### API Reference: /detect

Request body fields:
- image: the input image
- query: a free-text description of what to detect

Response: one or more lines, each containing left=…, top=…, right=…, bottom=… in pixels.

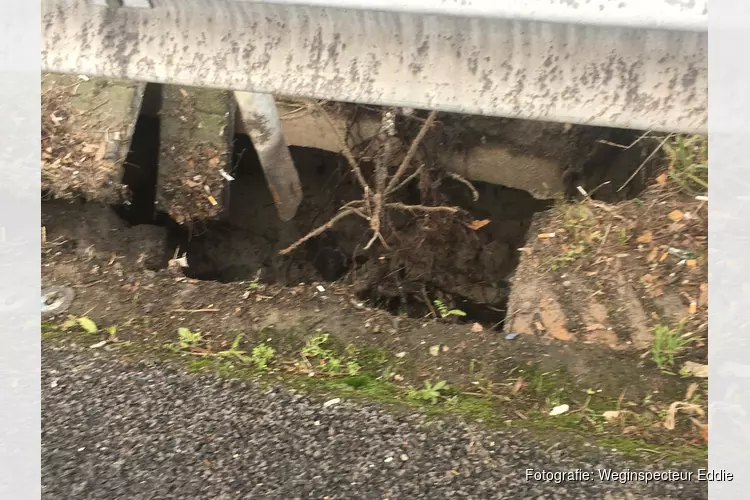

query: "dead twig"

left=598, top=129, right=653, bottom=150
left=279, top=108, right=455, bottom=256
left=421, top=284, right=438, bottom=318
left=365, top=110, right=396, bottom=250
left=446, top=172, right=479, bottom=201
left=388, top=163, right=424, bottom=195
left=173, top=308, right=220, bottom=313
left=595, top=223, right=612, bottom=256
left=315, top=102, right=370, bottom=195
left=279, top=209, right=357, bottom=255
left=386, top=110, right=438, bottom=193
left=617, top=134, right=673, bottom=193
left=386, top=202, right=459, bottom=214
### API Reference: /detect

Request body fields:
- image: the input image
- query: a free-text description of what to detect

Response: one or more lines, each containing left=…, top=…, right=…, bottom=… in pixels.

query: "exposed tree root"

left=279, top=108, right=462, bottom=256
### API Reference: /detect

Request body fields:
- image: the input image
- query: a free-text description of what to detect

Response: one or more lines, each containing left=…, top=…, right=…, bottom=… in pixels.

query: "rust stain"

left=269, top=187, right=281, bottom=205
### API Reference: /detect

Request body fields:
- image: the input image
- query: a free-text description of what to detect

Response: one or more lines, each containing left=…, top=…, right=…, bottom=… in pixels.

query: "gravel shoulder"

left=42, top=338, right=707, bottom=499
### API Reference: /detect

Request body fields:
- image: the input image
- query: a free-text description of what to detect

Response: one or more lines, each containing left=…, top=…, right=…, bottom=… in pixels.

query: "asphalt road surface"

left=42, top=340, right=707, bottom=499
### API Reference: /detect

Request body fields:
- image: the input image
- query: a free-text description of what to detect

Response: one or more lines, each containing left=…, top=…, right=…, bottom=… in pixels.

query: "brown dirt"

left=174, top=138, right=548, bottom=326
left=39, top=89, right=708, bottom=451
left=505, top=179, right=708, bottom=364
left=42, top=197, right=704, bottom=440
left=156, top=86, right=235, bottom=224
left=41, top=74, right=143, bottom=203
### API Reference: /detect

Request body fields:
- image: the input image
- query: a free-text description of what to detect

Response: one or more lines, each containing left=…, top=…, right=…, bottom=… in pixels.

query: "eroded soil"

left=42, top=193, right=706, bottom=453
left=40, top=84, right=708, bottom=457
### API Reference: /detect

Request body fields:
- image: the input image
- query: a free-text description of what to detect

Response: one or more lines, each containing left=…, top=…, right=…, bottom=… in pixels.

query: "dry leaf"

left=636, top=231, right=653, bottom=244
left=180, top=88, right=189, bottom=98
left=537, top=232, right=556, bottom=239
left=689, top=301, right=697, bottom=314
left=95, top=142, right=107, bottom=161
left=602, top=410, right=621, bottom=422
left=647, top=247, right=659, bottom=263
left=668, top=210, right=685, bottom=222
left=681, top=361, right=708, bottom=378
left=428, top=345, right=440, bottom=357
left=466, top=219, right=490, bottom=230
left=685, top=382, right=700, bottom=401
left=686, top=259, right=697, bottom=268
left=208, top=156, right=220, bottom=167
left=698, top=283, right=708, bottom=307
left=549, top=328, right=572, bottom=341
left=663, top=401, right=705, bottom=430
left=549, top=404, right=570, bottom=416
left=470, top=322, right=483, bottom=333
left=511, top=377, right=526, bottom=395
left=622, top=426, right=640, bottom=435
left=656, top=173, right=668, bottom=185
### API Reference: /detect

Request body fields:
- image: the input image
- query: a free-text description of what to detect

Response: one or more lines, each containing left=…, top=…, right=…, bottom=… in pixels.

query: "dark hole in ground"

left=108, top=123, right=548, bottom=330
left=567, top=127, right=660, bottom=202
left=116, top=115, right=160, bottom=225
left=106, top=105, right=655, bottom=331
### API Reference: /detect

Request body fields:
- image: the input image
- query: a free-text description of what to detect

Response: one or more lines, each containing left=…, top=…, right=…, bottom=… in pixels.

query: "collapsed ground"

left=41, top=85, right=708, bottom=461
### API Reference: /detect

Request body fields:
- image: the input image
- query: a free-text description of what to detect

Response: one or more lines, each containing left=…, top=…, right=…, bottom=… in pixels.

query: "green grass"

left=663, top=135, right=708, bottom=196
left=651, top=323, right=696, bottom=372
left=548, top=202, right=600, bottom=269
left=407, top=379, right=449, bottom=405
left=41, top=322, right=706, bottom=466
left=250, top=343, right=276, bottom=370
left=177, top=327, right=202, bottom=349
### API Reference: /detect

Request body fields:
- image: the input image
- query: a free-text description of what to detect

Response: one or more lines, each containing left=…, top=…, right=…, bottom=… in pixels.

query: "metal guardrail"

left=43, top=0, right=707, bottom=133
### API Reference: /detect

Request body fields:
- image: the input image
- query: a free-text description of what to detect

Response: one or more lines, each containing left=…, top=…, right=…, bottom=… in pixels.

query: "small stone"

left=384, top=457, right=394, bottom=463
left=322, top=398, right=341, bottom=408
left=400, top=454, right=409, bottom=461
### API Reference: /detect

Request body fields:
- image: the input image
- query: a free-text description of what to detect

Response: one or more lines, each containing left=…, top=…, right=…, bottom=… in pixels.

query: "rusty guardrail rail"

left=43, top=0, right=707, bottom=134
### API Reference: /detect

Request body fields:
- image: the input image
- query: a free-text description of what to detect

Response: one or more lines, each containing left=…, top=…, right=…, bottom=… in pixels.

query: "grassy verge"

left=42, top=317, right=707, bottom=467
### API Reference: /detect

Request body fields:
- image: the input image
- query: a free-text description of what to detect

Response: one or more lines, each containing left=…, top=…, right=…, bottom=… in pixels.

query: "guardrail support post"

left=234, top=92, right=303, bottom=222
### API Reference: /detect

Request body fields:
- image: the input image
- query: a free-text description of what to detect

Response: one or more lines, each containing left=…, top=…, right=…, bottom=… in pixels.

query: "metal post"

left=234, top=92, right=303, bottom=222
